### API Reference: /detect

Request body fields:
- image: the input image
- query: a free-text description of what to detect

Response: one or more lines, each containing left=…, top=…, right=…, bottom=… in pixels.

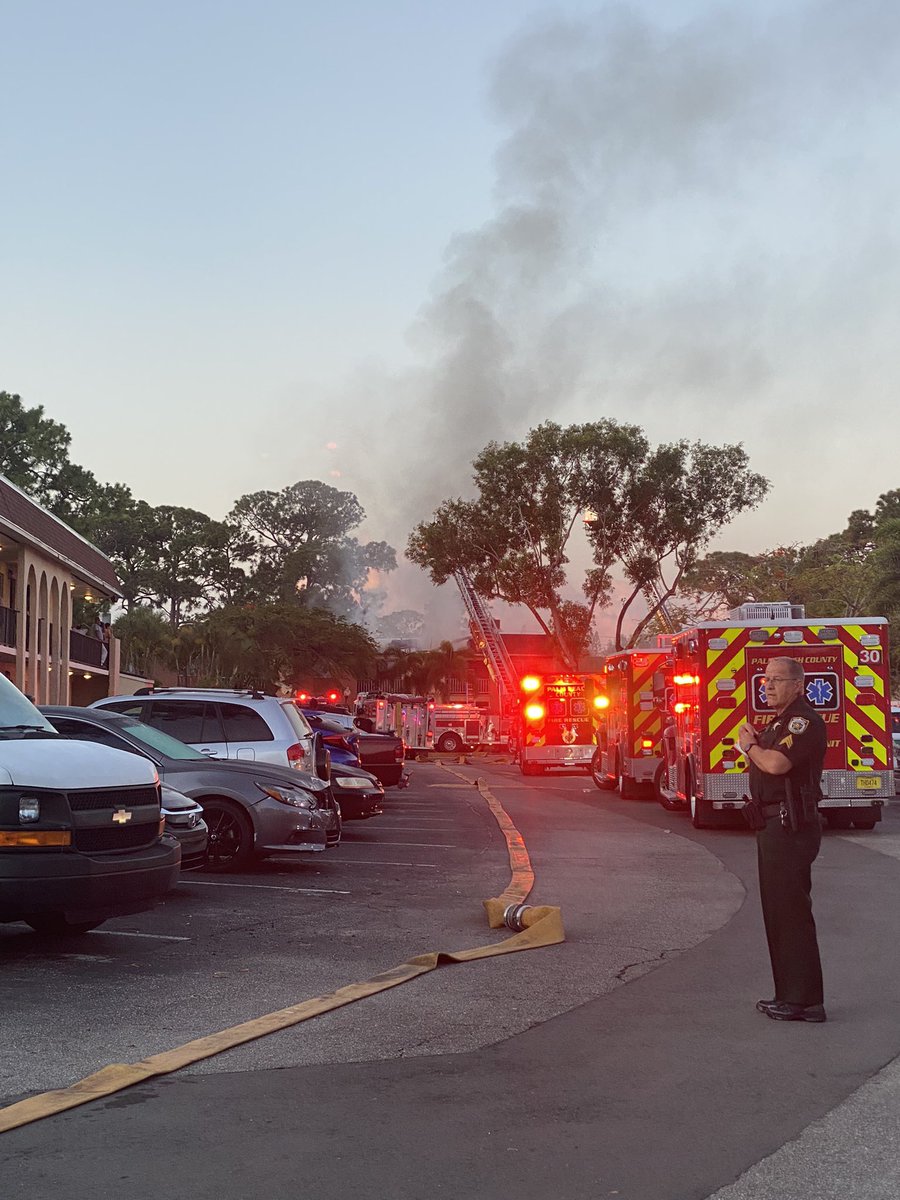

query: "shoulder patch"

left=788, top=717, right=809, bottom=734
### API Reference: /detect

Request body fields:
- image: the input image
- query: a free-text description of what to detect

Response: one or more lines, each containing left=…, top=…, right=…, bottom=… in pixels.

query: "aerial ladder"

left=452, top=570, right=518, bottom=723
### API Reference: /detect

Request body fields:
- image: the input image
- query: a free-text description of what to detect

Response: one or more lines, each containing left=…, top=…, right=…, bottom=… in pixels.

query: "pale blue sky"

left=2, top=1, right=899, bottom=627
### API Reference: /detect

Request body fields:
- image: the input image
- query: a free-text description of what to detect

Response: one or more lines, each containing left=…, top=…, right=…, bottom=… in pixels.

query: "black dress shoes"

left=757, top=1000, right=827, bottom=1022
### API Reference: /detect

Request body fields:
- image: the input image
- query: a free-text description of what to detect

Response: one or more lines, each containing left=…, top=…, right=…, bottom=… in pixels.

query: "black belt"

left=761, top=801, right=784, bottom=813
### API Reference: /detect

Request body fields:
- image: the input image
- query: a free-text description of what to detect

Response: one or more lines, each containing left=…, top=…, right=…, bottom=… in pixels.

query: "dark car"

left=329, top=761, right=385, bottom=820
left=159, top=783, right=208, bottom=871
left=300, top=709, right=406, bottom=788
left=41, top=707, right=341, bottom=872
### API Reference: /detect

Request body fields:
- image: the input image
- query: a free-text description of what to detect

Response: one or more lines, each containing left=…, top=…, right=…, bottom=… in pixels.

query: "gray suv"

left=92, top=688, right=319, bottom=774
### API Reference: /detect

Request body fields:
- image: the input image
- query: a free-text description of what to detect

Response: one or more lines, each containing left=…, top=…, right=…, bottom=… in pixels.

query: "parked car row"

left=0, top=681, right=406, bottom=936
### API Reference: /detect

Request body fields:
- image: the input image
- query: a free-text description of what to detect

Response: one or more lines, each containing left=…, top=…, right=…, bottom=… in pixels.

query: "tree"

left=202, top=604, right=377, bottom=692
left=112, top=607, right=173, bottom=679
left=408, top=421, right=769, bottom=662
left=0, top=390, right=134, bottom=536
left=230, top=480, right=397, bottom=616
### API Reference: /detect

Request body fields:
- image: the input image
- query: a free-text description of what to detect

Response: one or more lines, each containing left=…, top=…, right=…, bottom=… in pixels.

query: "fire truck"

left=515, top=672, right=605, bottom=775
left=355, top=694, right=485, bottom=754
left=591, top=648, right=672, bottom=797
left=659, top=603, right=893, bottom=830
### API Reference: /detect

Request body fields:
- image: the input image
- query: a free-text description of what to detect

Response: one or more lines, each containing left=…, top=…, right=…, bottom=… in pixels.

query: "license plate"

left=856, top=775, right=880, bottom=790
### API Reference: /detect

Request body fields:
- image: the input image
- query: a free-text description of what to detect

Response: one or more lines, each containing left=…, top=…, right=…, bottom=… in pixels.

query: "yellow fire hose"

left=0, top=767, right=563, bottom=1134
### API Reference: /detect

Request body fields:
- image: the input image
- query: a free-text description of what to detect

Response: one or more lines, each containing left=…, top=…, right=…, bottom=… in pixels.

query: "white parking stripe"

left=92, top=931, right=192, bottom=941
left=317, top=858, right=438, bottom=868
left=186, top=881, right=350, bottom=895
left=352, top=841, right=458, bottom=848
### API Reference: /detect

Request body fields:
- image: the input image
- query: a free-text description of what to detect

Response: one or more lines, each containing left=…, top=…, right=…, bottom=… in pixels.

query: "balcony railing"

left=69, top=629, right=105, bottom=668
left=0, top=606, right=16, bottom=647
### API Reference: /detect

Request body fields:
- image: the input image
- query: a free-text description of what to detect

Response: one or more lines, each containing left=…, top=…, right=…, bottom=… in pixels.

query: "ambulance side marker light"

left=594, top=696, right=609, bottom=710
left=524, top=703, right=545, bottom=722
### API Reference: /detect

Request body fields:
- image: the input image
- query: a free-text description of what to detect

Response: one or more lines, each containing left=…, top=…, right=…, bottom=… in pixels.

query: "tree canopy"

left=229, top=480, right=397, bottom=618
left=408, top=420, right=769, bottom=662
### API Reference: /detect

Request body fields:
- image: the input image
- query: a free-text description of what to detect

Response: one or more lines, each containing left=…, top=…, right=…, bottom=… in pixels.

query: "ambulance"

left=658, top=603, right=893, bottom=830
left=356, top=694, right=485, bottom=754
left=591, top=648, right=672, bottom=797
left=515, top=672, right=605, bottom=776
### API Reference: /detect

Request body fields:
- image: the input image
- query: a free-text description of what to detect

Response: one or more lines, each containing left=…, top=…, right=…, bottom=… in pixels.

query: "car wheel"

left=437, top=733, right=464, bottom=754
left=201, top=798, right=254, bottom=871
left=24, top=915, right=106, bottom=935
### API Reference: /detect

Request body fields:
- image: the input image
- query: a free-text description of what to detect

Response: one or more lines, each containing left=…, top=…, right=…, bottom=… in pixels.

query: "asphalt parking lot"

left=3, top=762, right=900, bottom=1200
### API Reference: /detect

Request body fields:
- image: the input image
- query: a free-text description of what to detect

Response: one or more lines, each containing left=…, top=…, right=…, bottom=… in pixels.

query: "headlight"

left=19, top=795, right=41, bottom=822
left=255, top=783, right=312, bottom=809
left=336, top=777, right=377, bottom=790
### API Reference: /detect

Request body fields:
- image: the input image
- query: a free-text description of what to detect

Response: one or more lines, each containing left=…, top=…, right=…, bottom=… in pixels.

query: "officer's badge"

left=788, top=717, right=809, bottom=734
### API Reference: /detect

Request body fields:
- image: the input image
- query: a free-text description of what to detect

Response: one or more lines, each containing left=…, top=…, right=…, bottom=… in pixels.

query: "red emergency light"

left=594, top=695, right=610, bottom=710
left=327, top=691, right=340, bottom=703
left=524, top=703, right=545, bottom=722
left=642, top=738, right=654, bottom=749
left=297, top=691, right=310, bottom=702
left=520, top=675, right=541, bottom=694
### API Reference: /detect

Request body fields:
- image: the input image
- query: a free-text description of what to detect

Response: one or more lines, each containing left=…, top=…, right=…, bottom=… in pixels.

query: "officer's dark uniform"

left=750, top=695, right=827, bottom=1007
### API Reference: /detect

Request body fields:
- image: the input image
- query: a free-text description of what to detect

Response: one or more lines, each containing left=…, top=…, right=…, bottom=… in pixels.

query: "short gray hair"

left=772, top=657, right=805, bottom=683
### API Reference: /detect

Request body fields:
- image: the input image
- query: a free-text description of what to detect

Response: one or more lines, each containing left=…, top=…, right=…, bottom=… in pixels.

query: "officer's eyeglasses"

left=763, top=676, right=795, bottom=684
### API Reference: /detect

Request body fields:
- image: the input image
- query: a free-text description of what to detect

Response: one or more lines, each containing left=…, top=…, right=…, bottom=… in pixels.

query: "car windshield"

left=0, top=675, right=57, bottom=736
left=110, top=714, right=209, bottom=760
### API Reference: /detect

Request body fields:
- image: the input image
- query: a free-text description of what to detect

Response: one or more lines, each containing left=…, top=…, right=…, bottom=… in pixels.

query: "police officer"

left=738, top=657, right=827, bottom=1022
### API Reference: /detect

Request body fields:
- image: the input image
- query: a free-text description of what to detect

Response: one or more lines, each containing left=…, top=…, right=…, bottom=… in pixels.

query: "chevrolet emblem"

left=112, top=808, right=133, bottom=825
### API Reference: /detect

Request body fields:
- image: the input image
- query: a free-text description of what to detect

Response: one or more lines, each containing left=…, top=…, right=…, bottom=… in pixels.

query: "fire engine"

left=591, top=648, right=672, bottom=797
left=355, top=693, right=485, bottom=754
left=659, top=603, right=893, bottom=830
left=515, top=672, right=605, bottom=776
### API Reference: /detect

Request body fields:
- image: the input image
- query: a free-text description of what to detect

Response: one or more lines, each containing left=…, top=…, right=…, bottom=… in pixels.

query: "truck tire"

left=590, top=749, right=616, bottom=791
left=437, top=732, right=464, bottom=754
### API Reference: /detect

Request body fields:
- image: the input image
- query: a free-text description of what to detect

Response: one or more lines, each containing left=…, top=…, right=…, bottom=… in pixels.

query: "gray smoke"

left=347, top=0, right=900, bottom=624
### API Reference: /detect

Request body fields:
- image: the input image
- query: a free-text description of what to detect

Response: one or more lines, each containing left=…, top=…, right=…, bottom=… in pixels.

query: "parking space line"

left=352, top=840, right=458, bottom=848
left=93, top=931, right=192, bottom=942
left=186, top=881, right=350, bottom=895
left=317, top=858, right=438, bottom=868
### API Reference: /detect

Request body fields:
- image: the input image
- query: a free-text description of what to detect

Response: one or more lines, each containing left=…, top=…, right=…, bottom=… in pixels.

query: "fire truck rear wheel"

left=437, top=733, right=464, bottom=754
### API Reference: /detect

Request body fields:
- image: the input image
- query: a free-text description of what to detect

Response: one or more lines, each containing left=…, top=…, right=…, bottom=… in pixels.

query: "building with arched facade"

left=0, top=474, right=130, bottom=704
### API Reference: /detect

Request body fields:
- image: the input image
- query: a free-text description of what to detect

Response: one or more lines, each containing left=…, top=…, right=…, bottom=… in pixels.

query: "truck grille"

left=73, top=824, right=159, bottom=853
left=68, top=786, right=160, bottom=812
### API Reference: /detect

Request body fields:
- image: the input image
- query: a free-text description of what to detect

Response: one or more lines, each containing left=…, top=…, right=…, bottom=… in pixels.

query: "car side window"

left=52, top=718, right=141, bottom=755
left=220, top=703, right=274, bottom=742
left=102, top=700, right=149, bottom=718
left=147, top=701, right=225, bottom=744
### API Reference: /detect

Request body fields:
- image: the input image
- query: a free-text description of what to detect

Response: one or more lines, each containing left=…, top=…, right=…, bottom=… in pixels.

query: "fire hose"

left=0, top=765, right=563, bottom=1134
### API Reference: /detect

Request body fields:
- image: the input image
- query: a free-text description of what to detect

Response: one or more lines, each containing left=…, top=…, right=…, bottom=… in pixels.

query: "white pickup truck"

left=0, top=675, right=180, bottom=934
